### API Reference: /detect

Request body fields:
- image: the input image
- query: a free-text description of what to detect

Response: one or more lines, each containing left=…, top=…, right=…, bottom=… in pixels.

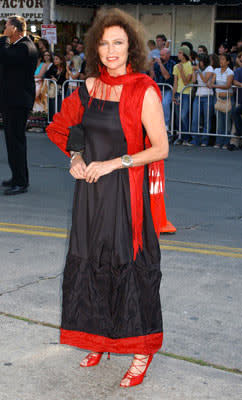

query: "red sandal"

left=120, top=354, right=153, bottom=387
left=80, top=352, right=110, bottom=367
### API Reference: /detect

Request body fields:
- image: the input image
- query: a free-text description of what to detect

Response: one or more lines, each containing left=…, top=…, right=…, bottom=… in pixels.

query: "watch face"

left=123, top=155, right=130, bottom=164
left=122, top=155, right=133, bottom=167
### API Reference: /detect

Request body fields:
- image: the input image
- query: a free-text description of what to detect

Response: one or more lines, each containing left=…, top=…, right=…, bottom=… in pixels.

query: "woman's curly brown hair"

left=84, top=8, right=148, bottom=77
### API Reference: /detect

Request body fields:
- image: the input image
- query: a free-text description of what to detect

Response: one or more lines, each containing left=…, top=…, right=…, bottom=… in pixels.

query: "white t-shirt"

left=214, top=67, right=234, bottom=94
left=196, top=66, right=214, bottom=96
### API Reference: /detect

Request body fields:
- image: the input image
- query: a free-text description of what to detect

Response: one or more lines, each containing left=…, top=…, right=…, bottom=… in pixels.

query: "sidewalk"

left=0, top=131, right=242, bottom=399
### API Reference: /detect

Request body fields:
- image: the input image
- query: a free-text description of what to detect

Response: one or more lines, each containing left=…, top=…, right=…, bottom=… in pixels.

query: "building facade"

left=0, top=1, right=242, bottom=53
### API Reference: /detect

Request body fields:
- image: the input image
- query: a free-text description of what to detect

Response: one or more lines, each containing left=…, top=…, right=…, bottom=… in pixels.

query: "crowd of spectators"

left=149, top=34, right=242, bottom=150
left=32, top=33, right=242, bottom=150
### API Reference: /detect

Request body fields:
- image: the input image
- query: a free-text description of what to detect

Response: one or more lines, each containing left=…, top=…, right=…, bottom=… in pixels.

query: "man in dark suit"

left=0, top=15, right=38, bottom=195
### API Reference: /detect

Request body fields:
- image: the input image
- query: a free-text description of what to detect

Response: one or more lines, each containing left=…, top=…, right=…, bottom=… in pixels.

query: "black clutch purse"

left=66, top=123, right=86, bottom=152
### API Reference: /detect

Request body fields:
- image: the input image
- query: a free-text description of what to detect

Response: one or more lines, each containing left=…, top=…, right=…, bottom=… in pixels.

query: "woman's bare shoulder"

left=85, top=77, right=96, bottom=93
left=143, top=86, right=161, bottom=107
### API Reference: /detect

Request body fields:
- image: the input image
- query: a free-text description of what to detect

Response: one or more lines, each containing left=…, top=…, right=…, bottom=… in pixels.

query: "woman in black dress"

left=47, top=8, right=168, bottom=388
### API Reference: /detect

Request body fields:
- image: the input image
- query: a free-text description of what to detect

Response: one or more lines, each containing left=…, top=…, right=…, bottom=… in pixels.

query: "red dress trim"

left=60, top=329, right=163, bottom=355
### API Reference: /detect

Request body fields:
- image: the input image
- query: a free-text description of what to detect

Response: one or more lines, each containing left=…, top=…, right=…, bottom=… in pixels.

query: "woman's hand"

left=69, top=154, right=87, bottom=180
left=207, top=82, right=214, bottom=89
left=84, top=159, right=121, bottom=183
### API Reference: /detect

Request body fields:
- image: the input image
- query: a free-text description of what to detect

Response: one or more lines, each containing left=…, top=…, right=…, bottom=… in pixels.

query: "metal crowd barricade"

left=45, top=79, right=58, bottom=123
left=157, top=83, right=174, bottom=136
left=177, top=84, right=240, bottom=141
left=62, top=79, right=85, bottom=102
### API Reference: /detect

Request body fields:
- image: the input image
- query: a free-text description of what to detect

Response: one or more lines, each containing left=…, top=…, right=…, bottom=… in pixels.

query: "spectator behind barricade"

left=66, top=55, right=81, bottom=95
left=72, top=36, right=79, bottom=50
left=43, top=51, right=53, bottom=73
left=230, top=43, right=238, bottom=67
left=237, top=40, right=242, bottom=49
left=172, top=45, right=193, bottom=145
left=34, top=53, right=46, bottom=79
left=218, top=42, right=230, bottom=56
left=229, top=52, right=242, bottom=150
left=147, top=39, right=160, bottom=60
left=156, top=34, right=167, bottom=50
left=209, top=53, right=220, bottom=69
left=65, top=50, right=74, bottom=66
left=151, top=48, right=175, bottom=131
left=80, top=58, right=86, bottom=80
left=45, top=53, right=68, bottom=120
left=198, top=45, right=208, bottom=55
left=65, top=44, right=73, bottom=54
left=181, top=41, right=193, bottom=52
left=76, top=42, right=85, bottom=62
left=38, top=38, right=49, bottom=56
left=190, top=50, right=198, bottom=66
left=190, top=54, right=214, bottom=147
left=208, top=54, right=234, bottom=149
left=235, top=46, right=242, bottom=69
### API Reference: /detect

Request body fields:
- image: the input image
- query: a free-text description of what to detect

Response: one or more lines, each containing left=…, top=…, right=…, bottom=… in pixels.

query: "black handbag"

left=66, top=123, right=86, bottom=152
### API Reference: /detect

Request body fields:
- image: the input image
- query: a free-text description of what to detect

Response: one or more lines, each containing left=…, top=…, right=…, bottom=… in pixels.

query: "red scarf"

left=46, top=67, right=165, bottom=260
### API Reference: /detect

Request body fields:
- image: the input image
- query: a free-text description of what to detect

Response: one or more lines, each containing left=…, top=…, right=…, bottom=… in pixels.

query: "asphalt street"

left=0, top=130, right=242, bottom=400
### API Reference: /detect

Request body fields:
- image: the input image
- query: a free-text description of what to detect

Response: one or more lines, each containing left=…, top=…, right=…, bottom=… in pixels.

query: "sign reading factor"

left=0, top=0, right=43, bottom=7
left=0, top=0, right=43, bottom=21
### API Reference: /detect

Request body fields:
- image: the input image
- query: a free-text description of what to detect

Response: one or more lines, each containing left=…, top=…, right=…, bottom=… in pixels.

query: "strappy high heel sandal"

left=120, top=354, right=153, bottom=387
left=80, top=351, right=110, bottom=367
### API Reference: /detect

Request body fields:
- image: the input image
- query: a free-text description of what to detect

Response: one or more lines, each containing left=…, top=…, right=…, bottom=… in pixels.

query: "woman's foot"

left=80, top=352, right=103, bottom=367
left=120, top=354, right=153, bottom=387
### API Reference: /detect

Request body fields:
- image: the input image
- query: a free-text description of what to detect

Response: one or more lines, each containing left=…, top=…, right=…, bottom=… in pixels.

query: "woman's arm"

left=46, top=88, right=84, bottom=156
left=69, top=70, right=80, bottom=80
left=233, top=79, right=242, bottom=88
left=84, top=87, right=169, bottom=183
left=35, top=63, right=47, bottom=79
left=178, top=63, right=192, bottom=85
left=131, top=87, right=169, bottom=165
left=198, top=71, right=213, bottom=84
left=207, top=72, right=216, bottom=88
left=172, top=75, right=178, bottom=101
left=211, top=74, right=233, bottom=90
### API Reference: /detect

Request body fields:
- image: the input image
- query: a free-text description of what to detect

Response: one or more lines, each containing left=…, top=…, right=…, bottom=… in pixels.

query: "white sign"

left=0, top=0, right=43, bottom=21
left=41, top=24, right=57, bottom=45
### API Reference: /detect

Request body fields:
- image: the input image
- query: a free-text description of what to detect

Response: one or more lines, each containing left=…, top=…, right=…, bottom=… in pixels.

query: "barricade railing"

left=60, top=81, right=175, bottom=135
left=157, top=83, right=174, bottom=136
left=176, top=84, right=240, bottom=140
left=45, top=79, right=58, bottom=123
left=62, top=79, right=84, bottom=101
left=45, top=80, right=241, bottom=142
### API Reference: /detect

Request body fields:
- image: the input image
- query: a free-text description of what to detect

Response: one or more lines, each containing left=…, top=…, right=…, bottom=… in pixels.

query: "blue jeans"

left=175, top=93, right=190, bottom=141
left=215, top=97, right=234, bottom=146
left=162, top=90, right=172, bottom=129
left=191, top=96, right=214, bottom=145
left=232, top=104, right=242, bottom=136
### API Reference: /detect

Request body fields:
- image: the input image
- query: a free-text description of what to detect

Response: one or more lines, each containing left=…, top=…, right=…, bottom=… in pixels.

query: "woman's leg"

left=191, top=96, right=200, bottom=145
left=215, top=110, right=225, bottom=146
left=181, top=94, right=190, bottom=142
left=201, top=97, right=211, bottom=145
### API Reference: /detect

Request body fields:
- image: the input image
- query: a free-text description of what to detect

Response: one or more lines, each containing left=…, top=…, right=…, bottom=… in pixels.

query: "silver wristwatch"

left=121, top=154, right=133, bottom=168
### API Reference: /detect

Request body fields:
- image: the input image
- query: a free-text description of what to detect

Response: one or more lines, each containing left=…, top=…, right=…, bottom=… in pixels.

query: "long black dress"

left=60, top=84, right=163, bottom=355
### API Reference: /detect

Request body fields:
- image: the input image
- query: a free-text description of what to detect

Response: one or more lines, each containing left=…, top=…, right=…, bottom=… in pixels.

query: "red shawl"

left=46, top=68, right=165, bottom=260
